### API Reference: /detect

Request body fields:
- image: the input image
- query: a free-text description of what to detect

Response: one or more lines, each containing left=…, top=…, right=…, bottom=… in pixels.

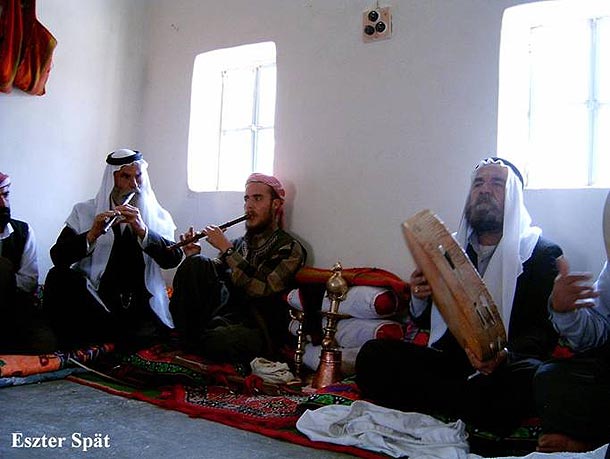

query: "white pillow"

left=321, top=286, right=399, bottom=318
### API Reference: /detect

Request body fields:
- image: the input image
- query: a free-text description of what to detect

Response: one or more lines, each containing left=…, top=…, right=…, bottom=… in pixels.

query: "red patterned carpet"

left=66, top=345, right=388, bottom=459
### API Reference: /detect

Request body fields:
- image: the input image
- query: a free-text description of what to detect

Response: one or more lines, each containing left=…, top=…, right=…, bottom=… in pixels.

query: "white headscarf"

left=429, top=158, right=541, bottom=345
left=64, top=149, right=177, bottom=328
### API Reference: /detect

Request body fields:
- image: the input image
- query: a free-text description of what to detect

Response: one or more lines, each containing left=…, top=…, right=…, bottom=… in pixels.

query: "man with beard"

left=356, top=157, right=563, bottom=436
left=0, top=172, right=56, bottom=353
left=169, top=173, right=306, bottom=364
left=44, top=149, right=183, bottom=350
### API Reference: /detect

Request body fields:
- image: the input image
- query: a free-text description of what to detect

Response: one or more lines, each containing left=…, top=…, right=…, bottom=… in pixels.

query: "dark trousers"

left=355, top=338, right=542, bottom=435
left=169, top=255, right=264, bottom=364
left=534, top=347, right=610, bottom=446
left=43, top=267, right=166, bottom=351
left=0, top=258, right=57, bottom=354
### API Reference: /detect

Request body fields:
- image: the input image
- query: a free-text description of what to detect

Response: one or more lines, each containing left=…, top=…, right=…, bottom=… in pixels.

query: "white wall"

left=0, top=0, right=149, bottom=279
left=1, top=0, right=606, bottom=283
left=140, top=0, right=608, bottom=279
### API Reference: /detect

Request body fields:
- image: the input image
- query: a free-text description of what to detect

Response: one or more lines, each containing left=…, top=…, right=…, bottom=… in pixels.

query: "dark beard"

left=465, top=197, right=503, bottom=233
left=0, top=207, right=10, bottom=229
left=245, top=209, right=274, bottom=235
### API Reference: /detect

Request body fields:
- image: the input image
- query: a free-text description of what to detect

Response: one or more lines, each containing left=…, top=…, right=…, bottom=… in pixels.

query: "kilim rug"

left=67, top=345, right=389, bottom=459
left=66, top=343, right=546, bottom=458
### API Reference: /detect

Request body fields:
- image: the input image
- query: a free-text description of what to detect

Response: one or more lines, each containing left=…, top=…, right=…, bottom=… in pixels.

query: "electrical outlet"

left=362, top=6, right=392, bottom=43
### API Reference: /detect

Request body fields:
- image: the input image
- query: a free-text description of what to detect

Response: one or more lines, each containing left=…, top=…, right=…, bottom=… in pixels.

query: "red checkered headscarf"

left=245, top=173, right=286, bottom=228
left=0, top=172, right=10, bottom=189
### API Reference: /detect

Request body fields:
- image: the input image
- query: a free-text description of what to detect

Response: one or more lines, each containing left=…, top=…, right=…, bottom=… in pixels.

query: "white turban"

left=429, top=157, right=541, bottom=344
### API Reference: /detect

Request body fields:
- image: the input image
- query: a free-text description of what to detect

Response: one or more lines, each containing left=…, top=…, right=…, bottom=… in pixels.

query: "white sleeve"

left=410, top=295, right=429, bottom=319
left=550, top=262, right=610, bottom=350
left=15, top=225, right=39, bottom=293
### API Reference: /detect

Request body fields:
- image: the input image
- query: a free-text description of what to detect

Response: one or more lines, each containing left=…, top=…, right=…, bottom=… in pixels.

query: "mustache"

left=473, top=195, right=501, bottom=211
left=474, top=194, right=496, bottom=205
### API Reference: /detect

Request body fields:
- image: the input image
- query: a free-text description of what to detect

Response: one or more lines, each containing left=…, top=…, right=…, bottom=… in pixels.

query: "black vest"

left=1, top=219, right=29, bottom=273
left=98, top=225, right=148, bottom=315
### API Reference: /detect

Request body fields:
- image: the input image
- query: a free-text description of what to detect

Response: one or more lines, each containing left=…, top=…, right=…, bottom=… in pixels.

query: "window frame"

left=187, top=42, right=277, bottom=192
left=497, top=1, right=610, bottom=189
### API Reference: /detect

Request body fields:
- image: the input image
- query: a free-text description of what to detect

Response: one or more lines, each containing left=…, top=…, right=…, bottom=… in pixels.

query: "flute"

left=168, top=214, right=248, bottom=250
left=101, top=192, right=136, bottom=234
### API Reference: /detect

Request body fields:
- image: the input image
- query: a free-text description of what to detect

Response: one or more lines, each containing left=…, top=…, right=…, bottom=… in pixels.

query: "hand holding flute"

left=171, top=214, right=248, bottom=256
left=86, top=192, right=142, bottom=244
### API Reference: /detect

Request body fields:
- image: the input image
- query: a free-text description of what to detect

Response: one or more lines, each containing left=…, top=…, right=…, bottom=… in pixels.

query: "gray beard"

left=469, top=217, right=503, bottom=233
left=111, top=188, right=139, bottom=207
left=466, top=207, right=503, bottom=234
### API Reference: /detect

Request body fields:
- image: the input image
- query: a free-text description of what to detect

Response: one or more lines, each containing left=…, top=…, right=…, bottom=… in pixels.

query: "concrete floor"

left=0, top=379, right=355, bottom=459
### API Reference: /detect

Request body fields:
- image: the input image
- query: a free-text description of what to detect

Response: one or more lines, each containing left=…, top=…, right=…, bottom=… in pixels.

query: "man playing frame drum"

left=356, top=157, right=563, bottom=436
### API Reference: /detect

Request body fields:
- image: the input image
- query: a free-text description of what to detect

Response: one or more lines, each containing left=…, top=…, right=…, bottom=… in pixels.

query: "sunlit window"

left=188, top=42, right=276, bottom=192
left=498, top=1, right=610, bottom=188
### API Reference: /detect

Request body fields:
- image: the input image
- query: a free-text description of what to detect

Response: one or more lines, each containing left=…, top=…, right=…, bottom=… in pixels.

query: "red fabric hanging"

left=0, top=0, right=57, bottom=95
left=0, top=0, right=24, bottom=93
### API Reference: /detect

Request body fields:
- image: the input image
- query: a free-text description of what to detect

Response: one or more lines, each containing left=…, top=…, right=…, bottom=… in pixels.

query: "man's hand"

left=550, top=256, right=598, bottom=313
left=465, top=347, right=507, bottom=375
left=115, top=203, right=147, bottom=238
left=410, top=267, right=431, bottom=300
left=203, top=225, right=233, bottom=254
left=179, top=226, right=202, bottom=257
left=87, top=210, right=118, bottom=243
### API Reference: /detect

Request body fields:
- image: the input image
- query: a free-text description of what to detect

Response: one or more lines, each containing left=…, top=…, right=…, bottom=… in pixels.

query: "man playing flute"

left=44, top=149, right=183, bottom=350
left=169, top=173, right=306, bottom=364
left=356, top=157, right=563, bottom=436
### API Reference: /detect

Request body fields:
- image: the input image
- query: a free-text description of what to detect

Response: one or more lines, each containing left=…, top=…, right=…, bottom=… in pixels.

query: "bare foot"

left=537, top=433, right=595, bottom=453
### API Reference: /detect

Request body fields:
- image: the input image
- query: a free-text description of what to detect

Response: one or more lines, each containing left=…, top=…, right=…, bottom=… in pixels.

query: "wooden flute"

left=168, top=214, right=248, bottom=250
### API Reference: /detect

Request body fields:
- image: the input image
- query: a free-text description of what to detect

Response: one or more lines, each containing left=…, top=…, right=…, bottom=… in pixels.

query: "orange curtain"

left=0, top=0, right=57, bottom=95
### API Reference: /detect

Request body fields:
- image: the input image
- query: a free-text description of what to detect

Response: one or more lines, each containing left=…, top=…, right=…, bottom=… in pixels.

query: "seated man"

left=534, top=259, right=610, bottom=452
left=356, top=157, right=563, bottom=435
left=44, top=149, right=183, bottom=350
left=0, top=172, right=56, bottom=354
left=169, top=173, right=306, bottom=364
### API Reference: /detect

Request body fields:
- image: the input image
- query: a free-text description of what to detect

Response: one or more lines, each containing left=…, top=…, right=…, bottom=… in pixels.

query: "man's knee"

left=43, top=267, right=83, bottom=309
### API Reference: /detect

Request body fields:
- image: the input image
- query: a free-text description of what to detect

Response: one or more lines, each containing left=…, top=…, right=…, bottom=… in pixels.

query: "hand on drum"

left=465, top=347, right=508, bottom=376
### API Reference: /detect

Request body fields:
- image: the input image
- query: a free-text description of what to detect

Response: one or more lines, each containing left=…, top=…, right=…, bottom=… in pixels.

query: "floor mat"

left=67, top=345, right=388, bottom=459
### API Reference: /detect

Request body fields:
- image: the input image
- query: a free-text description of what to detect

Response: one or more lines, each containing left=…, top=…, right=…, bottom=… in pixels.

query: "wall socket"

left=362, top=6, right=392, bottom=43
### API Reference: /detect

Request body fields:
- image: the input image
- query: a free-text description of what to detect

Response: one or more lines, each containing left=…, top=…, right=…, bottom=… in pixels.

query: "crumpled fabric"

left=468, top=443, right=609, bottom=459
left=296, top=400, right=469, bottom=459
left=249, top=357, right=295, bottom=384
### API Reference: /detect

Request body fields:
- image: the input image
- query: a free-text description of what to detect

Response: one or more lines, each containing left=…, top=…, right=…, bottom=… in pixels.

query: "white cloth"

left=296, top=400, right=469, bottom=459
left=0, top=221, right=38, bottom=293
left=429, top=158, right=541, bottom=345
left=249, top=357, right=295, bottom=384
left=467, top=443, right=608, bottom=459
left=64, top=157, right=177, bottom=327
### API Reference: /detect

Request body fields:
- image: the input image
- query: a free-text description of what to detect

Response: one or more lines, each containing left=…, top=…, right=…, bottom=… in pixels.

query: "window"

left=498, top=1, right=610, bottom=188
left=187, top=42, right=276, bottom=192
